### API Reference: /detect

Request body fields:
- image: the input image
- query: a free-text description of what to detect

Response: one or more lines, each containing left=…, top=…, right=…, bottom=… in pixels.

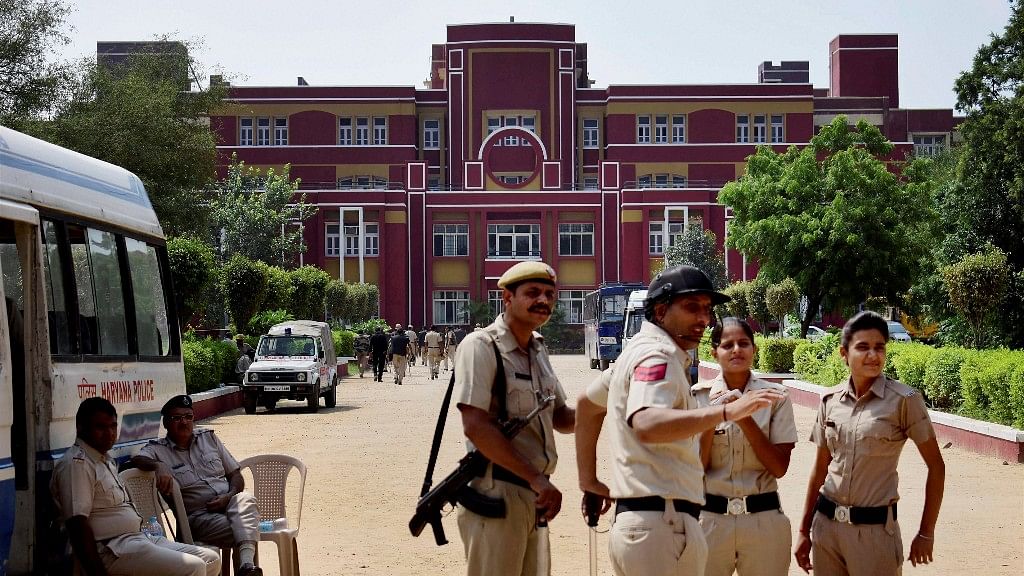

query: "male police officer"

left=133, top=395, right=263, bottom=576
left=405, top=324, right=420, bottom=366
left=455, top=261, right=576, bottom=576
left=424, top=325, right=444, bottom=379
left=389, top=328, right=413, bottom=385
left=370, top=326, right=390, bottom=382
left=52, top=397, right=221, bottom=576
left=575, top=265, right=780, bottom=576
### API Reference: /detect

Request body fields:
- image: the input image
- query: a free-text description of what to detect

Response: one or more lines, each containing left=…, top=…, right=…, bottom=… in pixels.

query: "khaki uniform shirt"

left=604, top=321, right=704, bottom=503
left=405, top=330, right=418, bottom=347
left=693, top=376, right=798, bottom=498
left=455, top=314, right=567, bottom=476
left=810, top=375, right=935, bottom=508
left=138, top=428, right=240, bottom=514
left=50, top=440, right=144, bottom=543
left=424, top=331, right=443, bottom=351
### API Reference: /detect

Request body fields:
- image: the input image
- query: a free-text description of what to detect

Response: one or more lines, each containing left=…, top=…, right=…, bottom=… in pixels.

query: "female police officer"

left=794, top=311, right=945, bottom=574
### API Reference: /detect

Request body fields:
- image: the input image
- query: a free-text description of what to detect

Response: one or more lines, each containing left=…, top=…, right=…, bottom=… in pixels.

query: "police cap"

left=161, top=394, right=193, bottom=416
left=497, top=261, right=557, bottom=290
left=644, top=265, right=730, bottom=320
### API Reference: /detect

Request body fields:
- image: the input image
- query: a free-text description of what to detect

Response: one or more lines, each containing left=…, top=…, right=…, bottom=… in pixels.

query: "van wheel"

left=324, top=378, right=337, bottom=408
left=243, top=393, right=258, bottom=415
left=599, top=359, right=610, bottom=370
left=590, top=358, right=598, bottom=370
left=262, top=396, right=277, bottom=411
left=307, top=384, right=320, bottom=413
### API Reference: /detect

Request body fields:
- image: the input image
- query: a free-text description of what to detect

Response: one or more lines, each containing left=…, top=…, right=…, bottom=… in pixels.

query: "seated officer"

left=132, top=395, right=263, bottom=576
left=51, top=397, right=221, bottom=576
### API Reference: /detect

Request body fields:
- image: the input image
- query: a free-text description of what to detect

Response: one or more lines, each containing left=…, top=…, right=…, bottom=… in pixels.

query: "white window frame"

left=558, top=223, right=595, bottom=256
left=433, top=290, right=470, bottom=325
left=364, top=223, right=379, bottom=256
left=672, top=175, right=688, bottom=188
left=583, top=118, right=599, bottom=148
left=488, top=289, right=504, bottom=319
left=753, top=114, right=766, bottom=143
left=487, top=223, right=541, bottom=259
left=488, top=117, right=502, bottom=146
left=339, top=117, right=353, bottom=145
left=654, top=115, right=668, bottom=144
left=239, top=117, right=253, bottom=146
left=637, top=115, right=651, bottom=143
left=504, top=116, right=519, bottom=146
left=274, top=118, right=288, bottom=146
left=521, top=116, right=535, bottom=146
left=256, top=117, right=271, bottom=146
left=355, top=117, right=369, bottom=145
left=373, top=116, right=387, bottom=145
left=325, top=223, right=341, bottom=256
left=424, top=119, right=440, bottom=149
left=558, top=290, right=587, bottom=324
left=433, top=224, right=469, bottom=256
left=343, top=225, right=360, bottom=256
left=583, top=176, right=599, bottom=190
left=736, top=114, right=749, bottom=143
left=913, top=134, right=946, bottom=157
left=648, top=220, right=686, bottom=255
left=671, top=115, right=686, bottom=143
left=770, top=114, right=784, bottom=143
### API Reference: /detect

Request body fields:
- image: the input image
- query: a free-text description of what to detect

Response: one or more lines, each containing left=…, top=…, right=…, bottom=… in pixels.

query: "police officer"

left=369, top=326, right=390, bottom=382
left=577, top=265, right=781, bottom=576
left=354, top=331, right=371, bottom=378
left=693, top=317, right=797, bottom=576
left=455, top=261, right=576, bottom=576
left=388, top=328, right=412, bottom=385
left=424, top=325, right=444, bottom=379
left=133, top=395, right=263, bottom=576
left=405, top=324, right=420, bottom=367
left=51, top=397, right=221, bottom=576
left=442, top=327, right=457, bottom=372
left=794, top=311, right=945, bottom=575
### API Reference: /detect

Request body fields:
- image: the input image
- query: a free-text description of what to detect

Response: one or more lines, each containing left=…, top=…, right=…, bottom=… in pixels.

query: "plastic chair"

left=238, top=454, right=307, bottom=576
left=119, top=468, right=232, bottom=575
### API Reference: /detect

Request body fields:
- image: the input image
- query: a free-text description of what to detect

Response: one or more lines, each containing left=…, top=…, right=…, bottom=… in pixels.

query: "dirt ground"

left=205, top=355, right=1024, bottom=576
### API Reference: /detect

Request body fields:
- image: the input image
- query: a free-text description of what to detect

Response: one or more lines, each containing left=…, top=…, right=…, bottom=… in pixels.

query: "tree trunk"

left=801, top=293, right=825, bottom=339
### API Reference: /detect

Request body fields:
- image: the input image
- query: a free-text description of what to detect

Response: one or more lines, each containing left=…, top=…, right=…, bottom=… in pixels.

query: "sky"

left=57, top=0, right=1013, bottom=110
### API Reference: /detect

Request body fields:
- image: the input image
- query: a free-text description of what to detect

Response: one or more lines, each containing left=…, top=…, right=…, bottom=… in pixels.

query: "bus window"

left=125, top=238, right=171, bottom=356
left=0, top=219, right=28, bottom=490
left=68, top=225, right=129, bottom=355
left=602, top=294, right=627, bottom=322
left=41, top=220, right=73, bottom=355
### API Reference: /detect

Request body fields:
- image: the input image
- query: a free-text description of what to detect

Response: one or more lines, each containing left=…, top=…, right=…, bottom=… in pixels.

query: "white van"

left=621, top=289, right=648, bottom=351
left=242, top=320, right=338, bottom=413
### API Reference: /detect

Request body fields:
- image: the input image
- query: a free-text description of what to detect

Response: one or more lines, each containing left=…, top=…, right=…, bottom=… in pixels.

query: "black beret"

left=161, top=394, right=193, bottom=415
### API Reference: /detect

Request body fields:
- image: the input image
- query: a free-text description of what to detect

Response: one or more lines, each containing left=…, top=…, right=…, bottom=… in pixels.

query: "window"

left=424, top=119, right=440, bottom=148
left=655, top=174, right=669, bottom=188
left=68, top=225, right=128, bottom=355
left=583, top=177, right=599, bottom=190
left=256, top=117, right=271, bottom=146
left=339, top=118, right=353, bottom=145
left=673, top=175, right=688, bottom=187
left=356, top=117, right=369, bottom=145
left=339, top=223, right=378, bottom=255
left=504, top=116, right=519, bottom=146
left=125, top=238, right=171, bottom=356
left=558, top=290, right=586, bottom=324
left=499, top=175, right=525, bottom=185
left=433, top=224, right=468, bottom=256
left=488, top=117, right=501, bottom=145
left=239, top=117, right=253, bottom=146
left=344, top=225, right=360, bottom=255
left=753, top=114, right=766, bottom=143
left=433, top=290, right=470, bottom=325
left=583, top=118, right=599, bottom=148
left=326, top=224, right=340, bottom=256
left=913, top=135, right=946, bottom=157
left=41, top=220, right=72, bottom=354
left=648, top=221, right=685, bottom=254
left=488, top=290, right=503, bottom=319
left=373, top=117, right=387, bottom=145
left=521, top=116, right=535, bottom=146
left=638, top=175, right=651, bottom=188
left=637, top=115, right=651, bottom=143
left=654, top=115, right=668, bottom=144
left=428, top=176, right=441, bottom=190
left=364, top=223, right=379, bottom=256
left=274, top=118, right=288, bottom=145
left=771, top=114, right=784, bottom=143
left=671, top=115, right=686, bottom=143
left=558, top=224, right=594, bottom=256
left=736, top=114, right=749, bottom=143
left=487, top=224, right=540, bottom=259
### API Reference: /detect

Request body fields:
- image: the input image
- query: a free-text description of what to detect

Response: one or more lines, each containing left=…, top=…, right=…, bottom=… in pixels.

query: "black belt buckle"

left=703, top=492, right=781, bottom=515
left=816, top=495, right=894, bottom=525
left=616, top=496, right=701, bottom=520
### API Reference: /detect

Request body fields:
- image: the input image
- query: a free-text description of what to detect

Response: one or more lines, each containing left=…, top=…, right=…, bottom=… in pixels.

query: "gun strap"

left=419, top=336, right=505, bottom=498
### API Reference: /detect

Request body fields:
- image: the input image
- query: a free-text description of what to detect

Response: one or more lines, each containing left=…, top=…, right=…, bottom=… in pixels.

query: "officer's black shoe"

left=238, top=563, right=263, bottom=576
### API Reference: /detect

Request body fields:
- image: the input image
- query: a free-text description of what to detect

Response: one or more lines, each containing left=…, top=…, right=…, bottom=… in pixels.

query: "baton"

left=536, top=511, right=551, bottom=575
left=584, top=491, right=601, bottom=576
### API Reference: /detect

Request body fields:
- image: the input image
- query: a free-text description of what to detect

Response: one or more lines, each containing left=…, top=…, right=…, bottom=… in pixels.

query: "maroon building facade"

left=210, top=24, right=956, bottom=327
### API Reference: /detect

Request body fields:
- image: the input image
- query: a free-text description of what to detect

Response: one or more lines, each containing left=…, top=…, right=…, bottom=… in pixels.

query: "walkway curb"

left=192, top=385, right=242, bottom=421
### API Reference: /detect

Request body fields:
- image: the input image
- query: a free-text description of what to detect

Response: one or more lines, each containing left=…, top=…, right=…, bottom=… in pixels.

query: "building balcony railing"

left=486, top=250, right=542, bottom=260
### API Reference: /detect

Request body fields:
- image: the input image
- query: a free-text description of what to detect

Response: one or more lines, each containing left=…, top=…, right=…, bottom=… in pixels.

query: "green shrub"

left=182, top=338, right=218, bottom=394
left=759, top=338, right=805, bottom=373
left=263, top=265, right=294, bottom=314
left=888, top=342, right=936, bottom=396
left=350, top=318, right=391, bottom=334
left=1009, top=364, right=1024, bottom=429
left=248, top=309, right=295, bottom=337
left=167, top=237, right=216, bottom=328
left=288, top=266, right=331, bottom=320
left=923, top=347, right=971, bottom=412
left=325, top=280, right=349, bottom=321
left=221, top=254, right=270, bottom=334
left=333, top=329, right=356, bottom=357
left=959, top=351, right=1023, bottom=425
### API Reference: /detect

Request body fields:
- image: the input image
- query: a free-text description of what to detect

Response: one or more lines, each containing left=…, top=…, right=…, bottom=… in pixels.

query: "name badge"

left=714, top=429, right=727, bottom=435
left=514, top=372, right=532, bottom=381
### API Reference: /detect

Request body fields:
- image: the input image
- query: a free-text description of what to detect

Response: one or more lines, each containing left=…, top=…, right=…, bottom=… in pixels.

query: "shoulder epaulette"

left=886, top=378, right=918, bottom=398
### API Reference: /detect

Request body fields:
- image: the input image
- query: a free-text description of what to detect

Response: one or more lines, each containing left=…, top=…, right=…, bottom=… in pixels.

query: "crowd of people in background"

left=353, top=324, right=468, bottom=383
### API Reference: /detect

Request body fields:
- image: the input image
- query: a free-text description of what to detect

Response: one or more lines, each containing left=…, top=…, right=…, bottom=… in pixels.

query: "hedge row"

left=182, top=334, right=239, bottom=394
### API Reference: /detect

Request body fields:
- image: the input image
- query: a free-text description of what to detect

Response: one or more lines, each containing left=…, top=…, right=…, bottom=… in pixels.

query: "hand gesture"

left=794, top=532, right=813, bottom=573
left=531, top=476, right=562, bottom=522
left=725, top=389, right=783, bottom=421
left=909, top=533, right=934, bottom=566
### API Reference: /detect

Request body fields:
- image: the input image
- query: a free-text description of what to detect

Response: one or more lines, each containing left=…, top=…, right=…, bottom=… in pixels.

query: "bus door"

left=0, top=202, right=51, bottom=575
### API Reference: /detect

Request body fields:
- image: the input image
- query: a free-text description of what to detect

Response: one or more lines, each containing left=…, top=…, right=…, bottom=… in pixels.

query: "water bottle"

left=144, top=516, right=164, bottom=538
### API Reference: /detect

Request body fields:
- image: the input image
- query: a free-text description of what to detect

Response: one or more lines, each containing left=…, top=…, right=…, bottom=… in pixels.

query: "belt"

left=615, top=496, right=701, bottom=520
left=703, top=492, right=780, bottom=515
left=816, top=495, right=896, bottom=525
left=477, top=465, right=547, bottom=490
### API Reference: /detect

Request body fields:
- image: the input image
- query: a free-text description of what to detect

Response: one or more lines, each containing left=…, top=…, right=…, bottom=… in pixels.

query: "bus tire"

left=599, top=359, right=610, bottom=370
left=324, top=377, right=337, bottom=408
left=307, top=383, right=320, bottom=413
left=243, top=393, right=258, bottom=415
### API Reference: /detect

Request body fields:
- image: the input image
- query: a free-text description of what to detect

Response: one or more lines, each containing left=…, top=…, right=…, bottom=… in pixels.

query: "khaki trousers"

left=457, top=479, right=548, bottom=576
left=609, top=507, right=707, bottom=576
left=443, top=345, right=456, bottom=370
left=99, top=533, right=221, bottom=576
left=427, top=348, right=443, bottom=377
left=810, top=510, right=903, bottom=576
left=700, top=509, right=791, bottom=576
left=392, top=355, right=408, bottom=383
left=188, top=491, right=260, bottom=562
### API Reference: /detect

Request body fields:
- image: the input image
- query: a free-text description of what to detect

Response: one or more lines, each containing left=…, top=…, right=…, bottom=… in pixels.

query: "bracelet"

left=916, top=533, right=934, bottom=540
left=721, top=404, right=728, bottom=423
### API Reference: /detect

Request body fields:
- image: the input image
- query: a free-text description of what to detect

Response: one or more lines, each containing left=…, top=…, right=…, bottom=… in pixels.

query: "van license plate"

left=263, top=385, right=290, bottom=392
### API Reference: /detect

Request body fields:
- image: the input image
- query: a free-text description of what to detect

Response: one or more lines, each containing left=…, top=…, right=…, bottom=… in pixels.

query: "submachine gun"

left=409, top=392, right=555, bottom=545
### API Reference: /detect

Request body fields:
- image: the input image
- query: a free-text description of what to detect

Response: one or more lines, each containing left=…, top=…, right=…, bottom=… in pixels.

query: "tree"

left=287, top=265, right=331, bottom=320
left=766, top=278, right=800, bottom=336
left=325, top=280, right=349, bottom=321
left=721, top=281, right=751, bottom=321
left=209, top=158, right=318, bottom=265
left=663, top=224, right=728, bottom=290
left=166, top=236, right=215, bottom=330
left=466, top=299, right=496, bottom=327
left=24, top=40, right=226, bottom=237
left=941, top=246, right=1009, bottom=348
left=262, top=265, right=294, bottom=315
left=0, top=0, right=73, bottom=127
left=745, top=278, right=772, bottom=335
left=719, top=116, right=937, bottom=338
left=221, top=254, right=269, bottom=334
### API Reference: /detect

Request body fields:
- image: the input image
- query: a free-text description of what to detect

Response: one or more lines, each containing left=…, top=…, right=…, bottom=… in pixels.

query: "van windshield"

left=624, top=311, right=644, bottom=340
left=258, top=336, right=316, bottom=357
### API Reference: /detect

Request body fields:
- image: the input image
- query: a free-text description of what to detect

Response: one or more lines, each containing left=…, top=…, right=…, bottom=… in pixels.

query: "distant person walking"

left=369, top=327, right=390, bottom=382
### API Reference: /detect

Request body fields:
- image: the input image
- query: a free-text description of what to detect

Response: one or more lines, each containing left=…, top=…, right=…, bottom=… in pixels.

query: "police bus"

left=0, top=126, right=183, bottom=574
left=583, top=282, right=644, bottom=370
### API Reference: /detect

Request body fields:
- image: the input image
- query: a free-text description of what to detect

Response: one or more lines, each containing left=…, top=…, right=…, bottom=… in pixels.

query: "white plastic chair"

left=238, top=454, right=307, bottom=576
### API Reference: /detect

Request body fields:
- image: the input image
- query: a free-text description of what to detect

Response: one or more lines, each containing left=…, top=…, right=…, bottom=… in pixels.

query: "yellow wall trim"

left=385, top=210, right=407, bottom=224
left=621, top=209, right=643, bottom=223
